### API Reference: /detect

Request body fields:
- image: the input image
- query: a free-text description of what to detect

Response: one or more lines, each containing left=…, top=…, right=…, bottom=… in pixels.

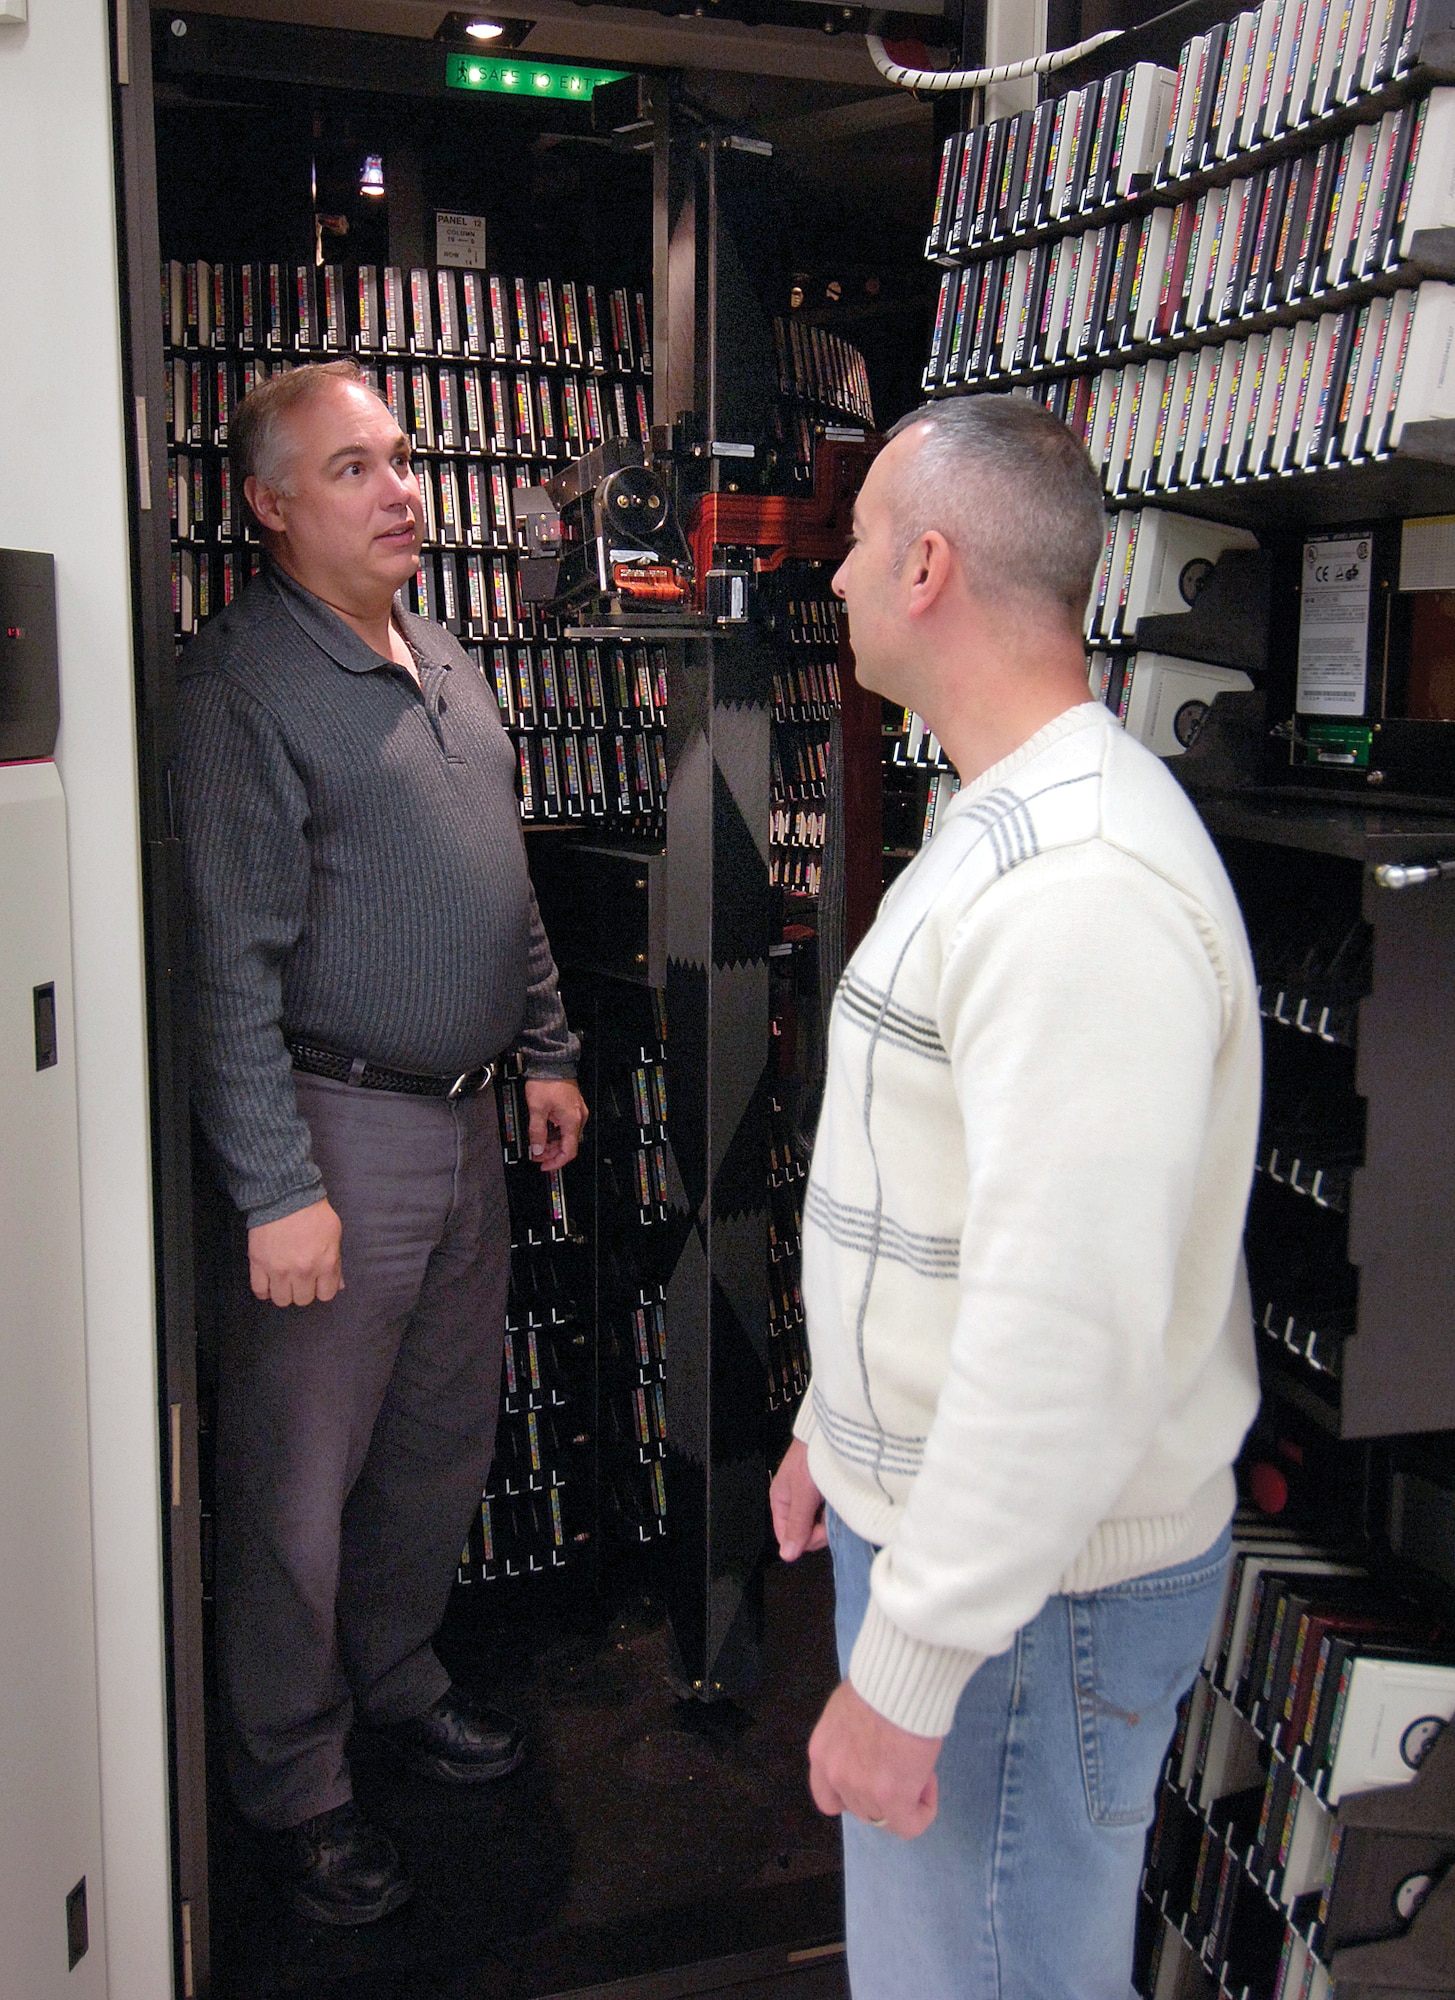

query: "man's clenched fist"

left=247, top=1197, right=344, bottom=1307
left=770, top=1438, right=828, bottom=1561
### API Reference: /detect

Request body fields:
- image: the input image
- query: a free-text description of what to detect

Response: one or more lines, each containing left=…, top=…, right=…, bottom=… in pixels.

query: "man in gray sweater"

left=172, top=360, right=587, bottom=1924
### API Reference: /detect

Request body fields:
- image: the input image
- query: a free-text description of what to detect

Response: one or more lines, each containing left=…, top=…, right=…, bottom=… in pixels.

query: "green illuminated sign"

left=444, top=52, right=628, bottom=99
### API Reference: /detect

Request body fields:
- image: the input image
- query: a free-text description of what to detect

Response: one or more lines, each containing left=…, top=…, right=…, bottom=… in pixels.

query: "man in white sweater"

left=770, top=396, right=1261, bottom=1997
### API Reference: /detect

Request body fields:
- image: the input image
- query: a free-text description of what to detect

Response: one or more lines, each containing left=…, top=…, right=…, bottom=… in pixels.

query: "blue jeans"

left=828, top=1510, right=1230, bottom=2000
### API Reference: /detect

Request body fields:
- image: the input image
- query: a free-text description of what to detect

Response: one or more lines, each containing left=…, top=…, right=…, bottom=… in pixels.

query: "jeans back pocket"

left=1069, top=1540, right=1229, bottom=1828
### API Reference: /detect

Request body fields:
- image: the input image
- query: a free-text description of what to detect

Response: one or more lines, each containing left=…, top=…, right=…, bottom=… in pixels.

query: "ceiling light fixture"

left=360, top=154, right=386, bottom=197
left=434, top=11, right=535, bottom=49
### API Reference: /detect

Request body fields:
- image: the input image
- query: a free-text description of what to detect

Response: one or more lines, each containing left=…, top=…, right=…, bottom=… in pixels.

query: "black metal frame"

left=662, top=628, right=775, bottom=1696
left=110, top=0, right=211, bottom=1990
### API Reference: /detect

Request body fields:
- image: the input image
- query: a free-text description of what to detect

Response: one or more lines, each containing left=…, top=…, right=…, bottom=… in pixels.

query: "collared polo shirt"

left=172, top=559, right=577, bottom=1225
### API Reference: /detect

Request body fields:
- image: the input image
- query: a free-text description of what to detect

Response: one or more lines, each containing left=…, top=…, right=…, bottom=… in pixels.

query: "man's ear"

left=245, top=474, right=287, bottom=536
left=905, top=530, right=956, bottom=620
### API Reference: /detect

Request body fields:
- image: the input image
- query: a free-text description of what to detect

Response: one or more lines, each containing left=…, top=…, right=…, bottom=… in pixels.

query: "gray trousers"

left=216, top=1071, right=509, bottom=1830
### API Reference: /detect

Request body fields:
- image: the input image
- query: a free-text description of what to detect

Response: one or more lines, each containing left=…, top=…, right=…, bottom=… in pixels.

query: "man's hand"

left=524, top=1078, right=589, bottom=1170
left=247, top=1197, right=344, bottom=1308
left=808, top=1680, right=942, bottom=1838
left=770, top=1437, right=828, bottom=1560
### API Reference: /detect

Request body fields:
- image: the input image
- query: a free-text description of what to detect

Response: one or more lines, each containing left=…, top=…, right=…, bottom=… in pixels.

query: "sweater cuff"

left=848, top=1595, right=985, bottom=1739
left=246, top=1178, right=327, bottom=1231
left=522, top=1062, right=578, bottom=1082
left=792, top=1384, right=818, bottom=1445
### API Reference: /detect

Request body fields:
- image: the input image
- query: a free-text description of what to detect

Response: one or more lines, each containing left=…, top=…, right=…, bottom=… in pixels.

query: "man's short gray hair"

left=886, top=395, right=1106, bottom=626
left=231, top=358, right=372, bottom=496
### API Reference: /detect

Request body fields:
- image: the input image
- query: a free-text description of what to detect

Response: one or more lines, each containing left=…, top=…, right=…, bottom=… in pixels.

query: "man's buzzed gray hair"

left=886, top=395, right=1106, bottom=626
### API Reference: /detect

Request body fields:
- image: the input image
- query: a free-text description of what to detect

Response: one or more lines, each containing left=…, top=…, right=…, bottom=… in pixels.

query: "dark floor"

left=208, top=1553, right=848, bottom=2000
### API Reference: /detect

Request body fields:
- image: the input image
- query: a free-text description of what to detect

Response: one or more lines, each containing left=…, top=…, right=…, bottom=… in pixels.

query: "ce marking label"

left=1306, top=538, right=1371, bottom=585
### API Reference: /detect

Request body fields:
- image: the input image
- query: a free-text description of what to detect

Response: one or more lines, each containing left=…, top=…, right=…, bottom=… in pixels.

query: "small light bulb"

left=465, top=18, right=505, bottom=37
left=534, top=71, right=552, bottom=88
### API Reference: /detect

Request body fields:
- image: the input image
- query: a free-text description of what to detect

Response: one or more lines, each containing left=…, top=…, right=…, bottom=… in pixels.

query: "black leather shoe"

left=255, top=1801, right=413, bottom=1926
left=375, top=1684, right=526, bottom=1784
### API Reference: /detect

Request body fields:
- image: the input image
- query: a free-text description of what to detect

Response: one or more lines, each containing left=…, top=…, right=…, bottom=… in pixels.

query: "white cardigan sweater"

left=795, top=701, right=1262, bottom=1738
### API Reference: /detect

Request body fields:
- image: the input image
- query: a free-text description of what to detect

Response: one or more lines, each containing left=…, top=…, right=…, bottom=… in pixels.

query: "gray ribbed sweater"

left=172, top=561, right=578, bottom=1227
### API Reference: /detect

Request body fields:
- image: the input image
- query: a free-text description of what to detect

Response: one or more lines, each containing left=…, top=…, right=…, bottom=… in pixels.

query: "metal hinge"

left=135, top=396, right=152, bottom=512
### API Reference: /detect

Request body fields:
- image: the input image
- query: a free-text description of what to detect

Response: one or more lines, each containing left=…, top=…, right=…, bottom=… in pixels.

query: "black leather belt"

left=287, top=1040, right=497, bottom=1099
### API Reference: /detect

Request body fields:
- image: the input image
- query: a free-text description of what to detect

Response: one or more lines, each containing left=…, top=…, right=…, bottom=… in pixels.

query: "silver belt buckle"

left=447, top=1062, right=495, bottom=1100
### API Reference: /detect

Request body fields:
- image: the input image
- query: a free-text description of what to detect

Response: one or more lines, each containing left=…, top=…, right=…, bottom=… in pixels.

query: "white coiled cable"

left=864, top=28, right=1123, bottom=94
